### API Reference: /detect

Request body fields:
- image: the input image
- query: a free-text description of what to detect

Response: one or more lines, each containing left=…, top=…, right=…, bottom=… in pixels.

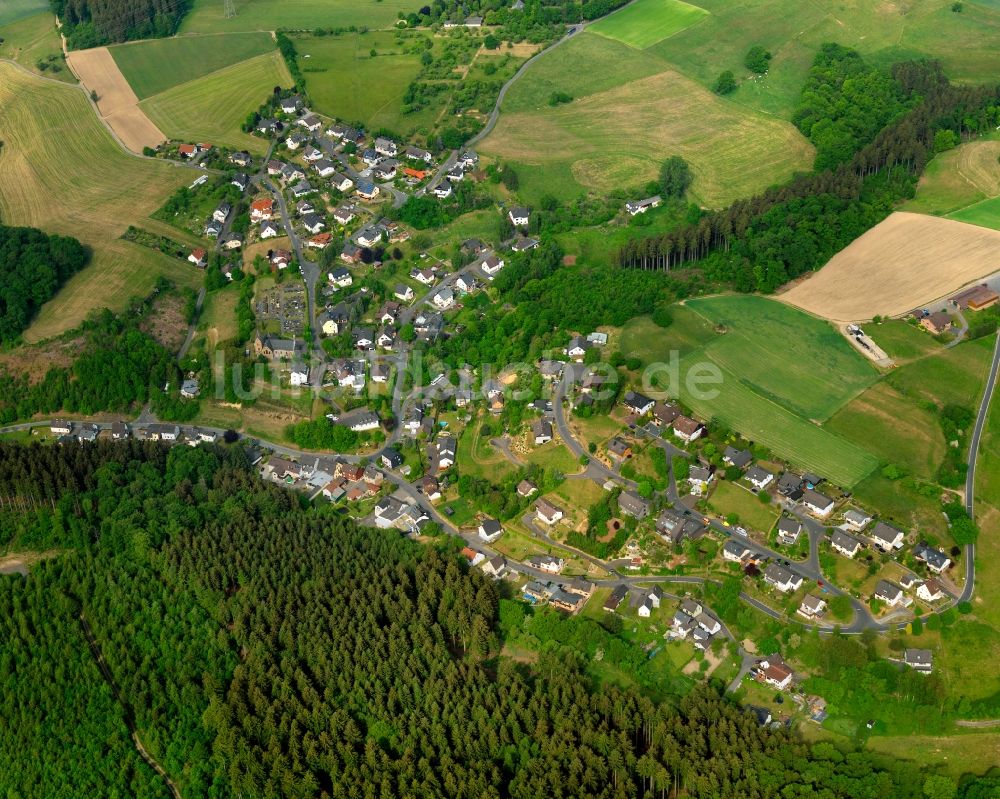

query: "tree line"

left=618, top=51, right=1000, bottom=293
left=51, top=0, right=192, bottom=48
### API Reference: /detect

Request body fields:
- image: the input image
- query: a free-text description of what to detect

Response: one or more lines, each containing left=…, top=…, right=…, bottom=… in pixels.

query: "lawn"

left=479, top=31, right=814, bottom=207
left=867, top=320, right=942, bottom=363
left=707, top=480, right=778, bottom=533
left=109, top=32, right=276, bottom=99
left=292, top=31, right=425, bottom=133
left=180, top=0, right=415, bottom=33
left=140, top=51, right=293, bottom=154
left=0, top=62, right=199, bottom=343
left=589, top=0, right=708, bottom=50
left=199, top=285, right=241, bottom=350
left=523, top=441, right=582, bottom=475
left=948, top=195, right=1000, bottom=232
left=0, top=0, right=47, bottom=25
left=0, top=11, right=72, bottom=83
left=685, top=295, right=879, bottom=422
left=903, top=136, right=1000, bottom=217
left=826, top=382, right=944, bottom=480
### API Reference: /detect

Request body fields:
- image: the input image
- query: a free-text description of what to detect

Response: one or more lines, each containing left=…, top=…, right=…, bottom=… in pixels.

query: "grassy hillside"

left=480, top=32, right=814, bottom=206
left=140, top=51, right=293, bottom=154
left=903, top=136, right=1000, bottom=217
left=650, top=0, right=1000, bottom=118
left=109, top=32, right=276, bottom=99
left=179, top=0, right=415, bottom=34
left=589, top=0, right=708, bottom=49
left=0, top=12, right=72, bottom=83
left=0, top=62, right=200, bottom=343
left=0, top=0, right=47, bottom=26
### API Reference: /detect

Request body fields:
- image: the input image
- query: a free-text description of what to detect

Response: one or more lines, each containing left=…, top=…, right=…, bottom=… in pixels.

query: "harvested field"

left=589, top=0, right=708, bottom=50
left=779, top=212, right=1000, bottom=322
left=65, top=45, right=165, bottom=152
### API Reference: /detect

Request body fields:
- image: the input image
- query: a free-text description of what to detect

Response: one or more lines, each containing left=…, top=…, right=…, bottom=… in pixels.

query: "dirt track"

left=779, top=212, right=1000, bottom=322
left=65, top=46, right=165, bottom=152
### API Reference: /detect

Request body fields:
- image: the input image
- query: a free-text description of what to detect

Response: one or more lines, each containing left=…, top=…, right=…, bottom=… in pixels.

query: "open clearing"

left=0, top=62, right=199, bottom=342
left=65, top=46, right=165, bottom=152
left=0, top=11, right=71, bottom=82
left=779, top=212, right=1000, bottom=322
left=109, top=32, right=275, bottom=99
left=481, top=33, right=813, bottom=206
left=904, top=136, right=1000, bottom=217
left=589, top=0, right=708, bottom=50
left=948, top=195, right=1000, bottom=232
left=140, top=51, right=292, bottom=154
left=179, top=0, right=415, bottom=34
left=0, top=0, right=47, bottom=26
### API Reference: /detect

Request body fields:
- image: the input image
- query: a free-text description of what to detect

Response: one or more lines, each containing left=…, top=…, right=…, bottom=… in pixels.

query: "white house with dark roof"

left=801, top=488, right=834, bottom=517
left=871, top=521, right=905, bottom=550
left=830, top=530, right=862, bottom=559
left=763, top=563, right=803, bottom=593
left=508, top=206, right=530, bottom=227
left=746, top=465, right=774, bottom=490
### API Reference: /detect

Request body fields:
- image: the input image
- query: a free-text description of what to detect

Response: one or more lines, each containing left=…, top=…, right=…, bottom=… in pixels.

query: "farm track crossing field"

left=109, top=32, right=276, bottom=99
left=685, top=295, right=878, bottom=421
left=589, top=0, right=708, bottom=50
left=65, top=46, right=166, bottom=151
left=140, top=51, right=293, bottom=154
left=179, top=0, right=415, bottom=34
left=0, top=62, right=200, bottom=342
left=779, top=212, right=1000, bottom=322
left=481, top=33, right=814, bottom=206
left=0, top=11, right=72, bottom=83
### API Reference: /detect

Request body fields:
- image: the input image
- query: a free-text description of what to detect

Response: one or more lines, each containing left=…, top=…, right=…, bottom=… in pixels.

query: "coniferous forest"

left=50, top=0, right=192, bottom=47
left=1, top=441, right=997, bottom=798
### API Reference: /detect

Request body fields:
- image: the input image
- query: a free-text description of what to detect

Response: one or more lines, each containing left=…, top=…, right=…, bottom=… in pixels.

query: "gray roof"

left=831, top=530, right=862, bottom=554
left=723, top=446, right=752, bottom=468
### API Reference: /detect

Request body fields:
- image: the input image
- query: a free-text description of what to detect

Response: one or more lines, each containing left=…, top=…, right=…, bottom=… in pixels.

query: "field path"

left=65, top=45, right=165, bottom=152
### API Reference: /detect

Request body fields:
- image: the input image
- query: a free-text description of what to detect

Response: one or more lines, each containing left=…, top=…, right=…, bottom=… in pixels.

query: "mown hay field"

left=589, top=0, right=708, bottom=50
left=0, top=62, right=200, bottom=342
left=109, top=31, right=276, bottom=99
left=480, top=33, right=814, bottom=206
left=140, top=51, right=293, bottom=154
left=0, top=11, right=72, bottom=82
left=904, top=136, right=1000, bottom=217
left=779, top=212, right=1000, bottom=322
left=179, top=0, right=414, bottom=34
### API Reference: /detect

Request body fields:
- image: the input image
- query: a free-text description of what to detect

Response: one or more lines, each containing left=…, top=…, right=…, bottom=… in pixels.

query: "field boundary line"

left=135, top=48, right=285, bottom=106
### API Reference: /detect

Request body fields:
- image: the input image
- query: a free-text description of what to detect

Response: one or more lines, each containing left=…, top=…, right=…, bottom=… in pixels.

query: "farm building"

left=951, top=284, right=999, bottom=311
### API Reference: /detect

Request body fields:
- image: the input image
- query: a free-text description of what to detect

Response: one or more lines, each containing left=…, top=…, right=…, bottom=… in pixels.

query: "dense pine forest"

left=1, top=441, right=997, bottom=798
left=618, top=52, right=1000, bottom=292
left=0, top=225, right=89, bottom=345
left=51, top=0, right=192, bottom=48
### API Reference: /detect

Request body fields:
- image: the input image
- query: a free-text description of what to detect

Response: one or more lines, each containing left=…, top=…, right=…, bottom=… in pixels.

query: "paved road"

left=959, top=329, right=1000, bottom=603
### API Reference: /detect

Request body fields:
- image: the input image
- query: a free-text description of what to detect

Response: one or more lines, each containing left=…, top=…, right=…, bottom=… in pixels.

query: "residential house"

left=566, top=336, right=591, bottom=361
left=285, top=132, right=308, bottom=150
left=535, top=498, right=564, bottom=526
left=296, top=198, right=315, bottom=216
left=746, top=465, right=775, bottom=490
left=672, top=415, right=703, bottom=443
left=476, top=253, right=505, bottom=278
left=904, top=648, right=934, bottom=673
left=230, top=150, right=252, bottom=167
left=180, top=378, right=200, bottom=398
left=352, top=327, right=375, bottom=350
left=231, top=172, right=249, bottom=192
left=801, top=488, right=834, bottom=517
left=279, top=96, right=302, bottom=114
left=763, top=562, right=803, bottom=593
left=340, top=243, right=362, bottom=264
left=607, top=437, right=632, bottom=461
left=652, top=402, right=681, bottom=427
left=917, top=578, right=945, bottom=602
left=511, top=237, right=539, bottom=252
left=380, top=448, right=404, bottom=470
left=110, top=421, right=130, bottom=440
left=431, top=180, right=453, bottom=199
left=532, top=418, right=553, bottom=445
left=526, top=554, right=564, bottom=574
left=314, top=159, right=338, bottom=177
left=623, top=390, right=655, bottom=416
left=604, top=584, right=629, bottom=612
left=688, top=464, right=714, bottom=490
left=776, top=517, right=802, bottom=545
left=777, top=472, right=804, bottom=498
left=345, top=412, right=380, bottom=432
left=289, top=362, right=309, bottom=387
left=374, top=136, right=398, bottom=157
left=373, top=159, right=398, bottom=180
left=212, top=202, right=231, bottom=224
left=723, top=446, right=753, bottom=469
left=830, top=530, right=863, bottom=559
left=301, top=213, right=325, bottom=235
left=723, top=540, right=752, bottom=562
left=221, top=233, right=243, bottom=250
left=874, top=579, right=908, bottom=607
left=332, top=174, right=355, bottom=193
left=250, top=197, right=274, bottom=222
left=756, top=654, right=793, bottom=690
left=303, top=145, right=323, bottom=162
left=291, top=180, right=315, bottom=199
left=871, top=521, right=905, bottom=551
left=394, top=284, right=414, bottom=302
left=308, top=232, right=332, bottom=249
left=260, top=220, right=281, bottom=239
left=412, top=267, right=436, bottom=285
left=844, top=508, right=873, bottom=530
left=188, top=248, right=207, bottom=267
left=914, top=543, right=952, bottom=574
left=618, top=491, right=650, bottom=520
left=356, top=181, right=379, bottom=200
left=508, top=206, right=530, bottom=227
left=798, top=595, right=827, bottom=619
left=281, top=164, right=306, bottom=182
left=147, top=423, right=180, bottom=441
left=920, top=311, right=953, bottom=335
left=422, top=475, right=441, bottom=501
left=256, top=119, right=280, bottom=134
left=329, top=266, right=353, bottom=287
left=625, top=195, right=662, bottom=215
left=436, top=436, right=456, bottom=470
left=333, top=205, right=356, bottom=226
left=432, top=287, right=454, bottom=308
left=376, top=328, right=396, bottom=350
left=357, top=224, right=386, bottom=248
left=371, top=362, right=390, bottom=383
left=405, top=145, right=433, bottom=163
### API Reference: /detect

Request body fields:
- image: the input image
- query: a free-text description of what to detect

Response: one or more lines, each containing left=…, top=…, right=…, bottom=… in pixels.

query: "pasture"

left=589, top=0, right=708, bottom=50
left=109, top=32, right=275, bottom=99
left=480, top=33, right=814, bottom=206
left=904, top=136, right=1000, bottom=217
left=676, top=354, right=879, bottom=487
left=618, top=308, right=715, bottom=365
left=140, top=51, right=293, bottom=153
left=779, top=213, right=1000, bottom=322
left=646, top=0, right=1000, bottom=118
left=685, top=295, right=878, bottom=422
left=0, top=0, right=46, bottom=26
left=0, top=63, right=198, bottom=342
left=0, top=12, right=71, bottom=82
left=179, top=0, right=414, bottom=34
left=294, top=31, right=425, bottom=131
